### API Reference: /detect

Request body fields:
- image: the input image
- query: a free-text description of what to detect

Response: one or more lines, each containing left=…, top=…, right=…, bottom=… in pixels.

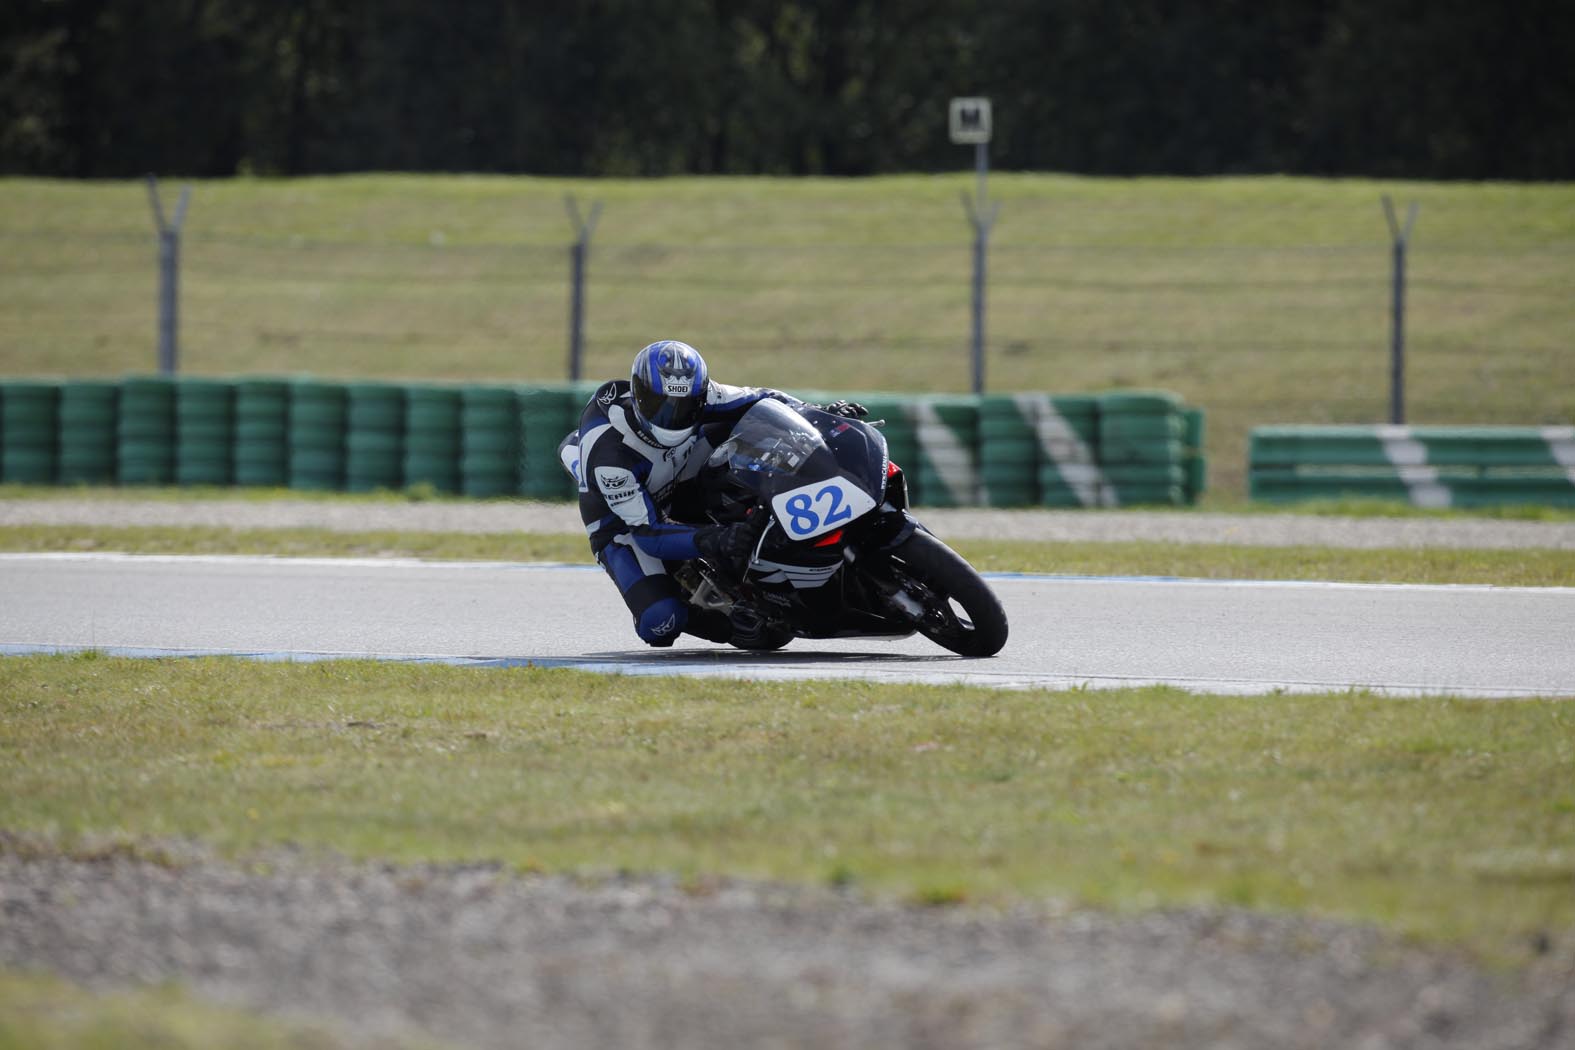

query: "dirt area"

left=2, top=840, right=1572, bottom=1050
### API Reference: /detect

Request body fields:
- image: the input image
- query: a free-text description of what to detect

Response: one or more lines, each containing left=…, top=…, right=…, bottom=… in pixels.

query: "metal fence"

left=2, top=190, right=1569, bottom=498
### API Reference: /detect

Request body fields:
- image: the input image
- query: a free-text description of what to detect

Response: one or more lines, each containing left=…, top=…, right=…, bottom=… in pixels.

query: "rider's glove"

left=822, top=399, right=868, bottom=419
left=694, top=520, right=758, bottom=574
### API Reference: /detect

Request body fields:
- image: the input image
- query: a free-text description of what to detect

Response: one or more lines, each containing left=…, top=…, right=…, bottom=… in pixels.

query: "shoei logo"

left=656, top=350, right=697, bottom=396
left=655, top=357, right=699, bottom=398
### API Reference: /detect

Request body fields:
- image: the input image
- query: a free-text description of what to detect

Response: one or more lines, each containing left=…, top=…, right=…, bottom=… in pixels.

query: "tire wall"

left=1249, top=424, right=1575, bottom=508
left=0, top=377, right=1207, bottom=507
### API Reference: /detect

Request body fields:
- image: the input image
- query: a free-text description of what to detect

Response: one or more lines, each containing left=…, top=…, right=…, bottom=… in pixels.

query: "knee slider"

left=636, top=597, right=688, bottom=646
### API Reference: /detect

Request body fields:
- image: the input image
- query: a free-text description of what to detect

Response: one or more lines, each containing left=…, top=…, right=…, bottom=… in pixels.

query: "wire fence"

left=3, top=218, right=1570, bottom=496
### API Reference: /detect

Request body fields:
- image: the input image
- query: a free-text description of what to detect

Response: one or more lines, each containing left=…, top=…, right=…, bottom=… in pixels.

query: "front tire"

left=885, top=530, right=1008, bottom=657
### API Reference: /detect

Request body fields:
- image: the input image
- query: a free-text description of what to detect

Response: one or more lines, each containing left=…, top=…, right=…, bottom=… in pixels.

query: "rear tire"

left=730, top=625, right=794, bottom=652
left=886, top=530, right=1008, bottom=657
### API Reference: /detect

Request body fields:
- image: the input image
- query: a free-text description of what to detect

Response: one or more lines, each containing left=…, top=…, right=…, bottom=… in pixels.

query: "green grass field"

left=0, top=969, right=442, bottom=1050
left=3, top=174, right=1571, bottom=498
left=3, top=655, right=1572, bottom=966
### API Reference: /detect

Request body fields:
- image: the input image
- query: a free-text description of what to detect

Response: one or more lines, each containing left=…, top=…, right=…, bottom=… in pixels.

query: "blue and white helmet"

left=630, top=340, right=709, bottom=447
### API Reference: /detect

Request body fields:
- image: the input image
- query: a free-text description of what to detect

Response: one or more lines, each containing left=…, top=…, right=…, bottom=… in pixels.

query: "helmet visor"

left=635, top=386, right=703, bottom=433
left=634, top=372, right=704, bottom=433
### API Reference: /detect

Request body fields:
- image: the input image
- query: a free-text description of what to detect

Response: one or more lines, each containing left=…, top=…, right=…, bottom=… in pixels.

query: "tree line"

left=3, top=0, right=1572, bottom=180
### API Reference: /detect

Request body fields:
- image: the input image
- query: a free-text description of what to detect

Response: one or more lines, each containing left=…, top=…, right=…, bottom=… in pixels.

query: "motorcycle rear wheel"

left=886, top=530, right=1009, bottom=657
left=730, top=621, right=795, bottom=651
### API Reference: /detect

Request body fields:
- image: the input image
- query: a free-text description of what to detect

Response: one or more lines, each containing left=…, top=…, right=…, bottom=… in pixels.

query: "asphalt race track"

left=3, top=552, right=1573, bottom=698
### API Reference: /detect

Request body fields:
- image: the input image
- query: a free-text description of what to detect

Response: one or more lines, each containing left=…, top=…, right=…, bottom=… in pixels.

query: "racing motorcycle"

left=657, top=398, right=1008, bottom=657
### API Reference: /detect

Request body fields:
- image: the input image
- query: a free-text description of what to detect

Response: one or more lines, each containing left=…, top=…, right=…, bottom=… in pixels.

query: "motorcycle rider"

left=565, top=339, right=865, bottom=648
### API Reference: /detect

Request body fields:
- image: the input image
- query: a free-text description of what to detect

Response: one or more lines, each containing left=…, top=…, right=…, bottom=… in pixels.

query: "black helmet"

left=630, top=340, right=709, bottom=447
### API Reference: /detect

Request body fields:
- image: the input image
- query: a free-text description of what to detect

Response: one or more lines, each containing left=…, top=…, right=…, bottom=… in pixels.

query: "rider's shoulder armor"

left=581, top=379, right=628, bottom=425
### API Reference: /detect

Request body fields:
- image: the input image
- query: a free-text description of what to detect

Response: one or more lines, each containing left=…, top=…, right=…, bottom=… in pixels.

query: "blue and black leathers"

left=571, top=378, right=801, bottom=646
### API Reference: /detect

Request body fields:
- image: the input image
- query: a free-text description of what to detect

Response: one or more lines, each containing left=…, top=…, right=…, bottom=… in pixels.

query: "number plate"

left=770, top=476, right=876, bottom=540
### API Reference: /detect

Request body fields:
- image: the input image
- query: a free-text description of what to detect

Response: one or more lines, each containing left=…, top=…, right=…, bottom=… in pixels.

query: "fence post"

left=564, top=194, right=603, bottom=382
left=1381, top=195, right=1419, bottom=425
left=146, top=175, right=192, bottom=376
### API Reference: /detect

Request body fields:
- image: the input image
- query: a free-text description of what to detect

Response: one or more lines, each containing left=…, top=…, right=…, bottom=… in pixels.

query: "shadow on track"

left=475, top=648, right=975, bottom=672
left=578, top=648, right=971, bottom=666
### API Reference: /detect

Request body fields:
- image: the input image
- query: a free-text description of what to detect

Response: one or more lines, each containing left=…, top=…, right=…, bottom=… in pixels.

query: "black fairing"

left=808, top=409, right=890, bottom=505
left=689, top=399, right=924, bottom=639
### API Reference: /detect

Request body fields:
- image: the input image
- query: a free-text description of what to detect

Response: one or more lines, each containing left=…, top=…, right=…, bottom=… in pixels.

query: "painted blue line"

left=984, top=571, right=1192, bottom=582
left=0, top=641, right=618, bottom=671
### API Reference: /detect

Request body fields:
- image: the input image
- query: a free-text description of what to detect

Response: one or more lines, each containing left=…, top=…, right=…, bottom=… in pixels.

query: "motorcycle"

left=664, top=398, right=1009, bottom=657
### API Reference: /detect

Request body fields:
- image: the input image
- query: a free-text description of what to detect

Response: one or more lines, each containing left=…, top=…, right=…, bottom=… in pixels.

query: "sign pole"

left=968, top=146, right=991, bottom=396
left=950, top=97, right=997, bottom=395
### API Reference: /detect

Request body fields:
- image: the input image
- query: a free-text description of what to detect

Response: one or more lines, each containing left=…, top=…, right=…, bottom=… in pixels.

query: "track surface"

left=3, top=552, right=1573, bottom=697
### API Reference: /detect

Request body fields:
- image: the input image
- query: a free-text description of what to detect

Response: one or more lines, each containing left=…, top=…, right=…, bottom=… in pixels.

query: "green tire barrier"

left=175, top=378, right=235, bottom=487
left=460, top=386, right=522, bottom=498
left=1250, top=424, right=1575, bottom=508
left=1096, top=390, right=1185, bottom=507
left=233, top=379, right=290, bottom=487
left=1, top=381, right=61, bottom=483
left=288, top=380, right=347, bottom=491
left=403, top=385, right=461, bottom=493
left=117, top=377, right=176, bottom=486
left=519, top=385, right=586, bottom=501
left=18, top=378, right=1214, bottom=508
left=1029, top=394, right=1102, bottom=508
left=1183, top=408, right=1207, bottom=506
left=911, top=395, right=980, bottom=508
left=57, top=381, right=118, bottom=484
left=344, top=383, right=404, bottom=493
left=977, top=395, right=1038, bottom=507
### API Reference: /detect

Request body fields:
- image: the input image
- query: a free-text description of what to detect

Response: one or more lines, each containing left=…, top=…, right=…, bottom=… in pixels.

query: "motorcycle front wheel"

left=885, top=530, right=1009, bottom=657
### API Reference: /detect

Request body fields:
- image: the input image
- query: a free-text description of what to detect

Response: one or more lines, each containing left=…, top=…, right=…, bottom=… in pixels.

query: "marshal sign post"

left=951, top=98, right=998, bottom=395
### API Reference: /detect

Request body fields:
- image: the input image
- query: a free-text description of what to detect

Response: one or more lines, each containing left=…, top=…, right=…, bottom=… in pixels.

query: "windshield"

left=706, top=398, right=827, bottom=481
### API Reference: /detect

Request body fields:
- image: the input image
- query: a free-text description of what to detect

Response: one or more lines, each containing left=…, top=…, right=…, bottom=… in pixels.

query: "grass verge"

left=0, top=525, right=589, bottom=564
left=2, top=524, right=1572, bottom=587
left=2, top=655, right=1573, bottom=964
left=0, top=969, right=443, bottom=1050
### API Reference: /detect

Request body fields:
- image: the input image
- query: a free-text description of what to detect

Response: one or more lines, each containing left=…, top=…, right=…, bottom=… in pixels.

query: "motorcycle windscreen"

left=705, top=399, right=828, bottom=488
left=707, top=400, right=879, bottom=541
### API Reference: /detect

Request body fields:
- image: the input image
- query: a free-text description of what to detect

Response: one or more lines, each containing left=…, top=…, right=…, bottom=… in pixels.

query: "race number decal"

left=770, top=476, right=876, bottom=540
